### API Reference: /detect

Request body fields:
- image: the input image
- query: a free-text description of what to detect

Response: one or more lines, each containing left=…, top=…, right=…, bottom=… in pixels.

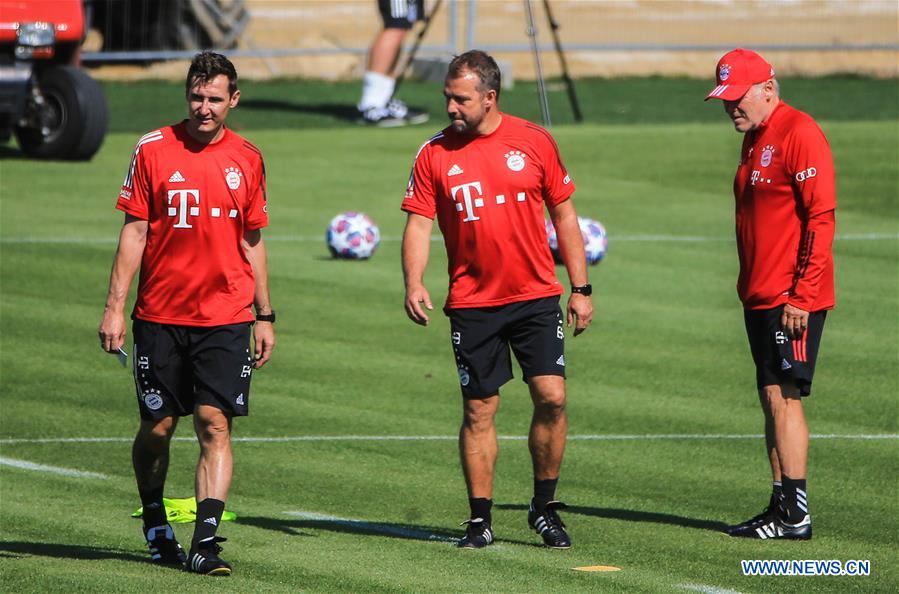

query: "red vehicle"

left=0, top=0, right=107, bottom=159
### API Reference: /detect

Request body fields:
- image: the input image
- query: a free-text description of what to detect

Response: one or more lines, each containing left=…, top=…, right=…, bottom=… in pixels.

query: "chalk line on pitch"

left=0, top=456, right=108, bottom=479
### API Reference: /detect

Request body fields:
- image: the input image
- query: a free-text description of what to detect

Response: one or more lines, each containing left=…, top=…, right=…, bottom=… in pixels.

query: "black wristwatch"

left=570, top=284, right=592, bottom=296
left=255, top=310, right=276, bottom=323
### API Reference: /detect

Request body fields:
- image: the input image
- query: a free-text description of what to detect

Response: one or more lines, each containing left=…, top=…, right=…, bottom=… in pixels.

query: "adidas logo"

left=447, top=164, right=464, bottom=176
left=556, top=355, right=565, bottom=366
left=235, top=393, right=244, bottom=405
left=168, top=170, right=185, bottom=183
left=781, top=358, right=792, bottom=370
left=203, top=517, right=218, bottom=526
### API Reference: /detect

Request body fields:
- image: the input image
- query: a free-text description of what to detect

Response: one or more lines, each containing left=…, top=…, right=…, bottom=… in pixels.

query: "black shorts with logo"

left=448, top=296, right=566, bottom=399
left=132, top=320, right=254, bottom=420
left=379, top=0, right=423, bottom=29
left=744, top=305, right=827, bottom=396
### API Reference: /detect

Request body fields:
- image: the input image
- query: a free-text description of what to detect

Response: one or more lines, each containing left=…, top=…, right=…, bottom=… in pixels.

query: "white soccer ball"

left=545, top=216, right=608, bottom=265
left=326, top=211, right=381, bottom=260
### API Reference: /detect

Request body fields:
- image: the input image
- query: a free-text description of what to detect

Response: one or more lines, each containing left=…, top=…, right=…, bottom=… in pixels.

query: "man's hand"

left=253, top=321, right=275, bottom=368
left=781, top=303, right=809, bottom=339
left=405, top=285, right=433, bottom=326
left=98, top=310, right=127, bottom=353
left=567, top=293, right=593, bottom=337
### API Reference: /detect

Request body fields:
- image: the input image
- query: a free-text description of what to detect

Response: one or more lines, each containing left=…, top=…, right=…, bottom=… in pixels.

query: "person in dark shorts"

left=357, top=0, right=429, bottom=126
left=401, top=50, right=593, bottom=549
left=98, top=52, right=275, bottom=575
left=706, top=48, right=836, bottom=540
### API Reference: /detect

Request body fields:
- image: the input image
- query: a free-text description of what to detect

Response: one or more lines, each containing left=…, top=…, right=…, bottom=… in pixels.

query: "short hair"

left=447, top=50, right=501, bottom=101
left=186, top=51, right=238, bottom=96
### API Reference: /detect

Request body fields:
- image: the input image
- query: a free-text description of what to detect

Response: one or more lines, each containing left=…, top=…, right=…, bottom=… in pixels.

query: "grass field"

left=1, top=76, right=897, bottom=593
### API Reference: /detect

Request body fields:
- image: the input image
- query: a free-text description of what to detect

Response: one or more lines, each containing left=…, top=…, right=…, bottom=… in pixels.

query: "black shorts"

left=379, top=0, right=423, bottom=29
left=132, top=320, right=254, bottom=420
left=448, top=296, right=566, bottom=399
left=744, top=305, right=827, bottom=396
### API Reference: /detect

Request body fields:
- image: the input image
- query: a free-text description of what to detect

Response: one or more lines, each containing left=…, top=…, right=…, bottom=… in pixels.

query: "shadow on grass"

left=239, top=99, right=360, bottom=124
left=238, top=515, right=539, bottom=547
left=496, top=503, right=728, bottom=532
left=0, top=540, right=152, bottom=564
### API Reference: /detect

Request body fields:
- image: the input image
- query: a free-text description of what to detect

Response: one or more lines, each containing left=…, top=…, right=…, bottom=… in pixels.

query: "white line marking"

left=680, top=584, right=743, bottom=594
left=0, top=456, right=108, bottom=479
left=0, top=434, right=895, bottom=445
left=2, top=233, right=895, bottom=245
left=284, top=510, right=458, bottom=543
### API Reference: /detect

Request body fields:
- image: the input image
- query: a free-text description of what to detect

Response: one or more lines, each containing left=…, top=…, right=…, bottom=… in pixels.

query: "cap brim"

left=705, top=84, right=751, bottom=101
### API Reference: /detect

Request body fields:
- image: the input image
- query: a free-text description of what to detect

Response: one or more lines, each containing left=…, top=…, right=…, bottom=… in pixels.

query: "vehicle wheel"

left=14, top=65, right=108, bottom=160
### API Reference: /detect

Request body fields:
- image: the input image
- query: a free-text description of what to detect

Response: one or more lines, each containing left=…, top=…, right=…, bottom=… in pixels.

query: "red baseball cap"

left=705, top=48, right=775, bottom=101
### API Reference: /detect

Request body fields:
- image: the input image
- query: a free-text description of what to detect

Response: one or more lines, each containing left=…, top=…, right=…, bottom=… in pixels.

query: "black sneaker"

left=457, top=518, right=494, bottom=549
left=186, top=536, right=232, bottom=576
left=736, top=513, right=813, bottom=540
left=144, top=523, right=187, bottom=566
left=528, top=500, right=571, bottom=549
left=724, top=505, right=779, bottom=537
left=357, top=98, right=429, bottom=128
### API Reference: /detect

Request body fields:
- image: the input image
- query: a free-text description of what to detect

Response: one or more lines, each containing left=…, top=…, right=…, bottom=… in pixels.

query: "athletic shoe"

left=143, top=523, right=187, bottom=566
left=357, top=98, right=429, bottom=127
left=186, top=536, right=232, bottom=576
left=735, top=514, right=812, bottom=540
left=528, top=500, right=571, bottom=549
left=724, top=505, right=779, bottom=537
left=457, top=517, right=494, bottom=549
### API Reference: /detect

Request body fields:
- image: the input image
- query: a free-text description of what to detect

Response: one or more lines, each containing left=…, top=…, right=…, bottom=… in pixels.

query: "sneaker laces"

left=540, top=501, right=568, bottom=532
left=196, top=535, right=227, bottom=555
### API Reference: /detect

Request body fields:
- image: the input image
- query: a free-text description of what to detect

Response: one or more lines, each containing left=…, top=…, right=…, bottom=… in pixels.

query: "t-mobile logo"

left=450, top=181, right=484, bottom=222
left=167, top=189, right=200, bottom=228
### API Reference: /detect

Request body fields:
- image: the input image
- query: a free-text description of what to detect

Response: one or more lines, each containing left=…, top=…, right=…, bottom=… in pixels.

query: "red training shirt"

left=117, top=122, right=268, bottom=326
left=403, top=114, right=575, bottom=309
left=733, top=101, right=836, bottom=311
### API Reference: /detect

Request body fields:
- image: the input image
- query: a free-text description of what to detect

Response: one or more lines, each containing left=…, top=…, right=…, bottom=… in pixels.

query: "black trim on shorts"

left=448, top=296, right=566, bottom=399
left=132, top=320, right=254, bottom=419
left=744, top=305, right=827, bottom=397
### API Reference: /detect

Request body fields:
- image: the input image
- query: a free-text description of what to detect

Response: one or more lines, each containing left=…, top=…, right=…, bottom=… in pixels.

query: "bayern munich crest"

left=505, top=150, right=526, bottom=172
left=142, top=389, right=164, bottom=411
left=719, top=64, right=731, bottom=81
left=224, top=166, right=242, bottom=190
left=760, top=146, right=774, bottom=167
left=458, top=366, right=470, bottom=386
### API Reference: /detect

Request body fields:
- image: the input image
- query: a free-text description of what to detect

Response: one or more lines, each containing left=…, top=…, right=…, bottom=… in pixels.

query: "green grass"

left=1, top=77, right=897, bottom=592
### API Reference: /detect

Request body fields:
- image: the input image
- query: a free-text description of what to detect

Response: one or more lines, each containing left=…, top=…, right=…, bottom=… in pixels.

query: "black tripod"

left=394, top=0, right=583, bottom=126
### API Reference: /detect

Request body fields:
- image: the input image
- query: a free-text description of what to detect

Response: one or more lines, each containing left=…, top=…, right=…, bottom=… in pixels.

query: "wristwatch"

left=570, top=284, right=592, bottom=296
left=255, top=310, right=276, bottom=323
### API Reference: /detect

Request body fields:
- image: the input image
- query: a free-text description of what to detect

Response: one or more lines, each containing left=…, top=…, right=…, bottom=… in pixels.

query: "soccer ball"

left=545, top=216, right=608, bottom=265
left=326, top=211, right=381, bottom=260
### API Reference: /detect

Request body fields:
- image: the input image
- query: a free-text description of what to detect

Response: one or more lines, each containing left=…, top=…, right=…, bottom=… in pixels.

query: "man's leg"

left=359, top=28, right=406, bottom=112
left=526, top=375, right=571, bottom=548
left=134, top=415, right=187, bottom=564
left=527, top=375, right=567, bottom=483
left=460, top=395, right=499, bottom=506
left=184, top=404, right=234, bottom=575
left=762, top=383, right=809, bottom=523
left=758, top=390, right=784, bottom=509
left=192, top=404, right=233, bottom=541
left=456, top=394, right=499, bottom=548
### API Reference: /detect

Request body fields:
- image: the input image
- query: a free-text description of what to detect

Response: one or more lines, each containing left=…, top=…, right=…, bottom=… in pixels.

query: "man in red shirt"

left=402, top=50, right=593, bottom=549
left=98, top=52, right=275, bottom=574
left=707, top=48, right=836, bottom=540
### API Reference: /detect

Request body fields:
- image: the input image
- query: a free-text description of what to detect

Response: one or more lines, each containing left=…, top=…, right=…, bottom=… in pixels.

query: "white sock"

left=359, top=71, right=396, bottom=111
